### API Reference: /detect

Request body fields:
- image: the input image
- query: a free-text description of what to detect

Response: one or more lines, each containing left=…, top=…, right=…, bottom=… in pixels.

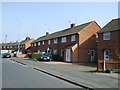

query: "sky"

left=1, top=2, right=118, bottom=43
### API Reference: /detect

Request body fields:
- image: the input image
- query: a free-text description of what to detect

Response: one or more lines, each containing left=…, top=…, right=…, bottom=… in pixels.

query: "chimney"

left=71, top=23, right=75, bottom=28
left=46, top=32, right=49, bottom=35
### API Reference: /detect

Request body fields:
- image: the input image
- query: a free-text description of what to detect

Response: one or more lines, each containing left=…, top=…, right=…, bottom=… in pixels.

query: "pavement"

left=9, top=57, right=119, bottom=88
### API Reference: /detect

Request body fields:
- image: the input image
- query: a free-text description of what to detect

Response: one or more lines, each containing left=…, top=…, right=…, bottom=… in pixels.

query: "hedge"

left=31, top=53, right=43, bottom=61
left=52, top=54, right=64, bottom=61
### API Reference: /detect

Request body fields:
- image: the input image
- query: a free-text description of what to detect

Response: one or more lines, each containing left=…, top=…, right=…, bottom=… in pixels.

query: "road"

left=2, top=57, right=81, bottom=88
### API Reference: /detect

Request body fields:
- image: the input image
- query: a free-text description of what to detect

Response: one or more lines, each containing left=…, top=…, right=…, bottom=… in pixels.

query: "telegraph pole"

left=17, top=17, right=20, bottom=52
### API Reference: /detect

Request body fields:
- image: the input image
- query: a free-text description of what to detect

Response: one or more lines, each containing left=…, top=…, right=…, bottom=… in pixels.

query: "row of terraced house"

left=0, top=18, right=120, bottom=71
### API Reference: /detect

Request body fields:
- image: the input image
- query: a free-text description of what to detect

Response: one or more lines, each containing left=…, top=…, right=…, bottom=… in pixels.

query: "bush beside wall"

left=52, top=54, right=64, bottom=61
left=31, top=53, right=42, bottom=61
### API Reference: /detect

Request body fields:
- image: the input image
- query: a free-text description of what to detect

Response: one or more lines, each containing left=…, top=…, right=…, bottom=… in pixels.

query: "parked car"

left=2, top=53, right=11, bottom=58
left=40, top=53, right=52, bottom=61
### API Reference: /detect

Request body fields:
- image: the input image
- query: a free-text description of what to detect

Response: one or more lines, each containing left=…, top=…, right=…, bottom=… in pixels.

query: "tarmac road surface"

left=2, top=57, right=81, bottom=88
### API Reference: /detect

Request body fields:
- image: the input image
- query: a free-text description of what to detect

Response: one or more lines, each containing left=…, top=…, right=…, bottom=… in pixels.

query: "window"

left=38, top=42, right=41, bottom=46
left=103, top=32, right=110, bottom=40
left=4, top=46, right=6, bottom=48
left=32, top=43, right=34, bottom=46
left=34, top=43, right=36, bottom=46
left=10, top=46, right=12, bottom=48
left=20, top=45, right=22, bottom=48
left=18, top=45, right=20, bottom=48
left=7, top=46, right=9, bottom=48
left=71, top=35, right=76, bottom=41
left=61, top=37, right=66, bottom=43
left=48, top=40, right=51, bottom=44
left=53, top=49, right=58, bottom=54
left=31, top=43, right=33, bottom=46
left=53, top=38, right=58, bottom=44
left=96, top=35, right=98, bottom=42
left=42, top=41, right=44, bottom=45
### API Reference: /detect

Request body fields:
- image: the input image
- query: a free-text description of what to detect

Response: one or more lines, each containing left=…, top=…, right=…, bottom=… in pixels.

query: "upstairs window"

left=48, top=40, right=51, bottom=44
left=103, top=32, right=110, bottom=40
left=34, top=43, right=36, bottom=46
left=71, top=35, right=76, bottom=41
left=61, top=37, right=66, bottom=43
left=32, top=43, right=34, bottom=46
left=10, top=46, right=12, bottom=48
left=96, top=35, right=98, bottom=42
left=38, top=42, right=41, bottom=46
left=42, top=41, right=44, bottom=45
left=53, top=38, right=58, bottom=44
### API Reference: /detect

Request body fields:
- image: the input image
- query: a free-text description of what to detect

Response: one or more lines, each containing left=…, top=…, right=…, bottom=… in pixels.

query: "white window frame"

left=38, top=42, right=41, bottom=46
left=34, top=43, right=36, bottom=46
left=103, top=32, right=111, bottom=40
left=42, top=41, right=44, bottom=45
left=32, top=43, right=33, bottom=46
left=53, top=38, right=58, bottom=44
left=71, top=35, right=76, bottom=41
left=61, top=37, right=66, bottom=43
left=53, top=49, right=58, bottom=54
left=10, top=46, right=12, bottom=48
left=48, top=40, right=51, bottom=44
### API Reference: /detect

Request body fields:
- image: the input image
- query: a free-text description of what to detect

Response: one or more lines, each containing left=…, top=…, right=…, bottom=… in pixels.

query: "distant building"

left=31, top=21, right=101, bottom=63
left=1, top=37, right=34, bottom=54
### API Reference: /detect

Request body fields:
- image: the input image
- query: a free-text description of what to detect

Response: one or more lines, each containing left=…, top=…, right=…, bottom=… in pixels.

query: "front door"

left=66, top=49, right=71, bottom=62
left=91, top=50, right=95, bottom=62
left=104, top=50, right=110, bottom=60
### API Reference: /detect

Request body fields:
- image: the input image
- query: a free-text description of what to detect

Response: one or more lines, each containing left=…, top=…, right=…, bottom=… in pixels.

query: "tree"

left=115, top=49, right=120, bottom=59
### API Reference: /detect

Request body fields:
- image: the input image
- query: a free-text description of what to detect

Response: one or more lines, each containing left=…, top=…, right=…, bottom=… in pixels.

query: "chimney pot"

left=46, top=32, right=49, bottom=35
left=71, top=23, right=75, bottom=28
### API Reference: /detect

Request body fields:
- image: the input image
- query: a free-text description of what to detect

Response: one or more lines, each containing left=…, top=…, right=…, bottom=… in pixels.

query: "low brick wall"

left=16, top=54, right=28, bottom=58
left=10, top=53, right=14, bottom=56
left=97, top=60, right=120, bottom=71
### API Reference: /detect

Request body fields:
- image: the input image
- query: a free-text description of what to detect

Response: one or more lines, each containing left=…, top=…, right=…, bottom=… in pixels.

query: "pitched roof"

left=0, top=37, right=34, bottom=46
left=20, top=37, right=33, bottom=44
left=33, top=21, right=94, bottom=43
left=1, top=42, right=19, bottom=46
left=98, top=18, right=120, bottom=33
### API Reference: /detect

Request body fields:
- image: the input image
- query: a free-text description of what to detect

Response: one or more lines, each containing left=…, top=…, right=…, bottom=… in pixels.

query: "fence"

left=97, top=60, right=120, bottom=71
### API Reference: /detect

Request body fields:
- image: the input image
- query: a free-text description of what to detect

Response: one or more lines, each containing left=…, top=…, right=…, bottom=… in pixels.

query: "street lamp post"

left=17, top=17, right=20, bottom=52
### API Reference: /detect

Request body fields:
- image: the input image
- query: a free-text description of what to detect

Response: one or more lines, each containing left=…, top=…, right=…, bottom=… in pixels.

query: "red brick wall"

left=78, top=21, right=101, bottom=62
left=33, top=34, right=79, bottom=56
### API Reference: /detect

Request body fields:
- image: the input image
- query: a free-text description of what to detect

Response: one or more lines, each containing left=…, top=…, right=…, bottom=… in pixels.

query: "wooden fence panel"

left=97, top=60, right=120, bottom=71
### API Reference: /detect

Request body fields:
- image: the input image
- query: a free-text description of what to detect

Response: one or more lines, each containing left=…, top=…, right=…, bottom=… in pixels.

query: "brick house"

left=1, top=37, right=34, bottom=54
left=31, top=21, right=101, bottom=63
left=97, top=18, right=120, bottom=71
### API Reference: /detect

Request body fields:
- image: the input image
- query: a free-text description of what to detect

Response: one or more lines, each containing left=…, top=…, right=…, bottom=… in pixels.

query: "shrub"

left=52, top=54, right=64, bottom=61
left=31, top=53, right=43, bottom=61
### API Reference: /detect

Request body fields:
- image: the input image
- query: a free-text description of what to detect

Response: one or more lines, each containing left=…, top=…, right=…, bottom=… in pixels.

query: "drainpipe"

left=103, top=60, right=106, bottom=72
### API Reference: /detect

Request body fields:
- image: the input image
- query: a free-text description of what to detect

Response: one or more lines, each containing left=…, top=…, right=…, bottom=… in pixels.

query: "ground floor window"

left=61, top=49, right=64, bottom=57
left=104, top=49, right=111, bottom=60
left=53, top=49, right=58, bottom=54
